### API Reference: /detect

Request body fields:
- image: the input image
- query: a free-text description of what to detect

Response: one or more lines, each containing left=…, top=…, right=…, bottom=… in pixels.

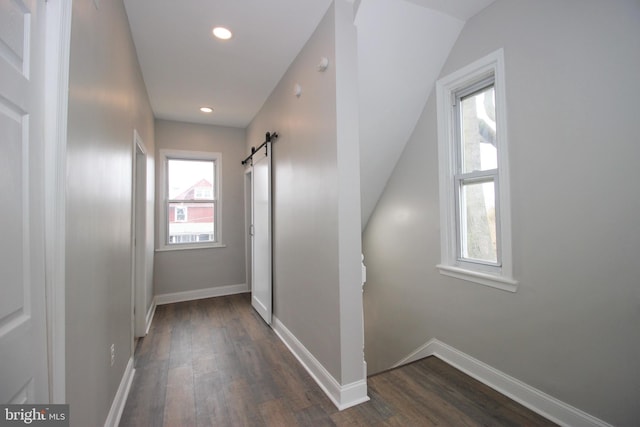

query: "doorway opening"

left=132, top=130, right=148, bottom=339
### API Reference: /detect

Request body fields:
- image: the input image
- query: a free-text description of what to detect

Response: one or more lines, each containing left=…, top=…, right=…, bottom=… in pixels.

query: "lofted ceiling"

left=124, top=0, right=495, bottom=225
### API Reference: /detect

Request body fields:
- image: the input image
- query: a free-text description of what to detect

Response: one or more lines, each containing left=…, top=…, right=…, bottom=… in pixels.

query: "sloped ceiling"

left=356, top=0, right=495, bottom=227
left=405, top=0, right=496, bottom=20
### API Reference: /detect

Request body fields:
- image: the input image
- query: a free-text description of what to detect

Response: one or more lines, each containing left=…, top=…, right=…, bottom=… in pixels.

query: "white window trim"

left=157, top=149, right=225, bottom=251
left=436, top=48, right=517, bottom=292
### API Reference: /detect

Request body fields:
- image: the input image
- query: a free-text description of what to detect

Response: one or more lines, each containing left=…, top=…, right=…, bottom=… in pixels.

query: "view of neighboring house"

left=168, top=178, right=215, bottom=244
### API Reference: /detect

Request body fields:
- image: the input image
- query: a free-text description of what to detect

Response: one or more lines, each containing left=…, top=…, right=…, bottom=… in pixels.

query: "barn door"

left=250, top=143, right=272, bottom=325
left=0, top=0, right=50, bottom=403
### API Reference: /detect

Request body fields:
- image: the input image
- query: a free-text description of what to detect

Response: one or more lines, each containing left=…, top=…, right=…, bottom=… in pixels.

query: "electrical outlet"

left=110, top=344, right=115, bottom=367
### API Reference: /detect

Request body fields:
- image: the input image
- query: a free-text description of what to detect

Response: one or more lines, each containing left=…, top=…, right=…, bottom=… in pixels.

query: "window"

left=159, top=149, right=223, bottom=250
left=194, top=187, right=212, bottom=199
left=175, top=206, right=187, bottom=222
left=436, top=49, right=517, bottom=291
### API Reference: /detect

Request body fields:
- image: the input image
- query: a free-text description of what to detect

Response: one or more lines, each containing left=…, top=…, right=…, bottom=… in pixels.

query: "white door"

left=251, top=144, right=272, bottom=324
left=0, top=0, right=49, bottom=403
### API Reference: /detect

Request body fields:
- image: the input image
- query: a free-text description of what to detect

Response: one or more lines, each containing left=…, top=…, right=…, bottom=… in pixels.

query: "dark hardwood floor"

left=120, top=293, right=556, bottom=426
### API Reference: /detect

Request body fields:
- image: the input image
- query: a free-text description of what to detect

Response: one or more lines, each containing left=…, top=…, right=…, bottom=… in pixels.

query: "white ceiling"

left=124, top=0, right=494, bottom=129
left=124, top=0, right=333, bottom=128
left=124, top=0, right=495, bottom=226
left=404, top=0, right=496, bottom=20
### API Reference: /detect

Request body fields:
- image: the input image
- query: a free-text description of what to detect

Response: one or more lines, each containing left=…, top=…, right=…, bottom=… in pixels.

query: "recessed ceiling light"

left=212, top=27, right=232, bottom=40
left=200, top=107, right=213, bottom=113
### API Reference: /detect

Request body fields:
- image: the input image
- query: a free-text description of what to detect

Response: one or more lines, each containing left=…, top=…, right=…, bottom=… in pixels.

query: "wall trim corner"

left=272, top=316, right=369, bottom=411
left=154, top=283, right=249, bottom=305
left=144, top=298, right=157, bottom=335
left=392, top=339, right=612, bottom=427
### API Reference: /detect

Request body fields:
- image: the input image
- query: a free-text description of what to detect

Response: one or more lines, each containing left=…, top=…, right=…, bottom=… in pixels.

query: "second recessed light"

left=212, top=27, right=232, bottom=40
left=200, top=107, right=213, bottom=113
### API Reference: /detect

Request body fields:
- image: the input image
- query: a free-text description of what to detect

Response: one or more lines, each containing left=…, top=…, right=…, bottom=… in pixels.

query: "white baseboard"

left=154, top=283, right=249, bottom=305
left=393, top=339, right=612, bottom=427
left=144, top=299, right=157, bottom=335
left=272, top=316, right=369, bottom=411
left=104, top=357, right=135, bottom=427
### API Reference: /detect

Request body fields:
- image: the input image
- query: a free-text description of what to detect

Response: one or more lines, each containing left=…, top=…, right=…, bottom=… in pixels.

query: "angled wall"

left=363, top=0, right=640, bottom=425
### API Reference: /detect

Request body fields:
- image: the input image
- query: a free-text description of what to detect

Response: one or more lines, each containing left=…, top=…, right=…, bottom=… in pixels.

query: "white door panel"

left=251, top=144, right=272, bottom=324
left=0, top=0, right=49, bottom=403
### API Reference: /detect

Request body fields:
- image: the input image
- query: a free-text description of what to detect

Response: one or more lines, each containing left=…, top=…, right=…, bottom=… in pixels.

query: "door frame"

left=43, top=0, right=72, bottom=403
left=131, top=130, right=148, bottom=339
left=244, top=168, right=253, bottom=292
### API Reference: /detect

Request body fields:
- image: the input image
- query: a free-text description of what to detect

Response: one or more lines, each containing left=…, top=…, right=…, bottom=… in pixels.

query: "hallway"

left=120, top=294, right=555, bottom=426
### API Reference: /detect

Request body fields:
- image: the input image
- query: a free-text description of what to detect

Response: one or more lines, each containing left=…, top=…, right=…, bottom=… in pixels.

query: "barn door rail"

left=241, top=132, right=278, bottom=166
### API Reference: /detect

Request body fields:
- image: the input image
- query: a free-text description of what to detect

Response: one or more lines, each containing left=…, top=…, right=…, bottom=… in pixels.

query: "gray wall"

left=362, top=0, right=640, bottom=425
left=247, top=1, right=365, bottom=385
left=66, top=0, right=155, bottom=425
left=154, top=119, right=247, bottom=295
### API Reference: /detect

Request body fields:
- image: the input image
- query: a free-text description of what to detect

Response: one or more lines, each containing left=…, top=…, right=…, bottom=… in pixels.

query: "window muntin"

left=159, top=150, right=222, bottom=250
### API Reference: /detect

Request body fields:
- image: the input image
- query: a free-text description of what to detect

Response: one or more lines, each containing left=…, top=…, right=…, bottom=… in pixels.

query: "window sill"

left=436, top=264, right=518, bottom=293
left=156, top=243, right=227, bottom=253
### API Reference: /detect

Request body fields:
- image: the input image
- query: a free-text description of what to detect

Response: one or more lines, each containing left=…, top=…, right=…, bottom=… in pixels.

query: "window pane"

left=168, top=159, right=214, bottom=200
left=168, top=202, right=215, bottom=244
left=460, top=86, right=497, bottom=173
left=460, top=180, right=497, bottom=263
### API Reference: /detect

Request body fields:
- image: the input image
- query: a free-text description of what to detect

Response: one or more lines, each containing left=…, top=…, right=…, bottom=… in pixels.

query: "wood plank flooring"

left=120, top=293, right=556, bottom=426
